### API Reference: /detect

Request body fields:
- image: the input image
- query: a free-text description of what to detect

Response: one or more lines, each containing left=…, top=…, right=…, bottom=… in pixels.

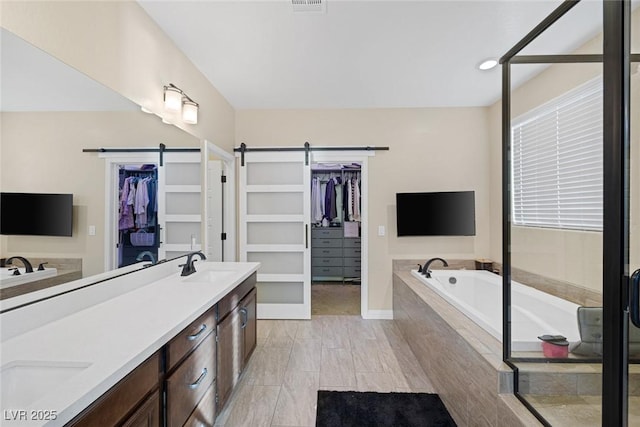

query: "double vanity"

left=0, top=256, right=259, bottom=426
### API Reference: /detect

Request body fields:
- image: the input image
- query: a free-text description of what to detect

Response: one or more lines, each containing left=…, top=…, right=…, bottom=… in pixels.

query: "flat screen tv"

left=396, top=191, right=475, bottom=236
left=0, top=192, right=73, bottom=237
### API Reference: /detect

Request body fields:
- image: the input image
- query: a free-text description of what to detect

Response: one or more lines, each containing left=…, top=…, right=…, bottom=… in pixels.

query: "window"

left=511, top=77, right=603, bottom=232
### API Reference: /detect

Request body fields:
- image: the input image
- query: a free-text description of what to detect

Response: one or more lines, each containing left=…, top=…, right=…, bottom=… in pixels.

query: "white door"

left=239, top=151, right=311, bottom=319
left=157, top=152, right=203, bottom=261
left=202, top=140, right=223, bottom=261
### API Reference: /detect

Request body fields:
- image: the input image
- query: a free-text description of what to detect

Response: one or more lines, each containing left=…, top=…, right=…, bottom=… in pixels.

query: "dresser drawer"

left=344, top=266, right=361, bottom=278
left=218, top=272, right=257, bottom=321
left=343, top=238, right=361, bottom=248
left=183, top=381, right=216, bottom=427
left=167, top=306, right=216, bottom=371
left=312, top=238, right=342, bottom=248
left=343, top=257, right=361, bottom=267
left=166, top=332, right=216, bottom=427
left=312, top=247, right=343, bottom=258
left=311, top=227, right=343, bottom=239
left=343, top=247, right=361, bottom=257
left=68, top=352, right=161, bottom=427
left=312, top=266, right=343, bottom=277
left=312, top=257, right=342, bottom=267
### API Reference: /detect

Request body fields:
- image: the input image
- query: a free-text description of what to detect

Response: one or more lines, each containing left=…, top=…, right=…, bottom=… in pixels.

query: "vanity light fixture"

left=182, top=99, right=198, bottom=125
left=163, top=84, right=183, bottom=111
left=163, top=83, right=199, bottom=124
left=478, top=58, right=498, bottom=71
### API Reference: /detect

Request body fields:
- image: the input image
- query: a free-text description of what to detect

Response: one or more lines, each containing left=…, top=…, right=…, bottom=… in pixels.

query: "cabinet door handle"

left=240, top=307, right=248, bottom=329
left=187, top=324, right=207, bottom=341
left=631, top=269, right=640, bottom=328
left=188, top=368, right=208, bottom=389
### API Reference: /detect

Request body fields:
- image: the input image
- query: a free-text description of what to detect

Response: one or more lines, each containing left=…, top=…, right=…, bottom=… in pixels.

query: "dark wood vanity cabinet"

left=216, top=273, right=257, bottom=411
left=67, top=352, right=162, bottom=427
left=65, top=272, right=257, bottom=427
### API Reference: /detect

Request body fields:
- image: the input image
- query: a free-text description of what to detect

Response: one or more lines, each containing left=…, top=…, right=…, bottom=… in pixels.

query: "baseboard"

left=363, top=310, right=393, bottom=320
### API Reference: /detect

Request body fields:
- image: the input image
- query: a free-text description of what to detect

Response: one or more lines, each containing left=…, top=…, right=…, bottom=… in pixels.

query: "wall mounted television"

left=0, top=192, right=73, bottom=237
left=396, top=191, right=475, bottom=236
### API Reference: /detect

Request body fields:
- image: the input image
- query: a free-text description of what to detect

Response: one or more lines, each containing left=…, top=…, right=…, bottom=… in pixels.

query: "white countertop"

left=0, top=261, right=260, bottom=427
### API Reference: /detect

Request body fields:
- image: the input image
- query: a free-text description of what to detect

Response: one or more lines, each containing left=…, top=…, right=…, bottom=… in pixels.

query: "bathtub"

left=410, top=269, right=580, bottom=352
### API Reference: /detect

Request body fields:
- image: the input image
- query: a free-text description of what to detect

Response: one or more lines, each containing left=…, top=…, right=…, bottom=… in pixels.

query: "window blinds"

left=511, top=77, right=603, bottom=231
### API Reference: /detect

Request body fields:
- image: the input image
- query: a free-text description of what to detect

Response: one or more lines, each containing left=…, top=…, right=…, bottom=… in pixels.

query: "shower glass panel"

left=507, top=2, right=606, bottom=424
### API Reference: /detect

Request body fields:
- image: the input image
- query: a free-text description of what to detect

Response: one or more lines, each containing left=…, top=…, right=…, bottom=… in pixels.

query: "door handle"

left=305, top=224, right=309, bottom=249
left=630, top=269, right=640, bottom=328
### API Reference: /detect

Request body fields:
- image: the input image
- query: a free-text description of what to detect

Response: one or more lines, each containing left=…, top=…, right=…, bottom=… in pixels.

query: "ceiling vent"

left=292, top=0, right=326, bottom=14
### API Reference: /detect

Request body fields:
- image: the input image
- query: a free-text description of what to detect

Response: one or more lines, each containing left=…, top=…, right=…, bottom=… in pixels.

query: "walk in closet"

left=118, top=165, right=159, bottom=267
left=311, top=164, right=362, bottom=283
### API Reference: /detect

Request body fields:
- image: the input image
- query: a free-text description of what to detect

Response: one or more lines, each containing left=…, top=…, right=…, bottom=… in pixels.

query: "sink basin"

left=182, top=270, right=237, bottom=283
left=1, top=361, right=91, bottom=408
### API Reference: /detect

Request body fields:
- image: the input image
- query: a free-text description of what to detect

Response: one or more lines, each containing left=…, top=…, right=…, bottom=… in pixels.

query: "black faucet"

left=180, top=251, right=207, bottom=277
left=420, top=257, right=449, bottom=278
left=5, top=256, right=34, bottom=273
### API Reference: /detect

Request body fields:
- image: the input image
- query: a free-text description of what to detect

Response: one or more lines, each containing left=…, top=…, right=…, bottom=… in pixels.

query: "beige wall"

left=1, top=0, right=235, bottom=151
left=488, top=11, right=640, bottom=293
left=0, top=111, right=197, bottom=276
left=237, top=108, right=491, bottom=311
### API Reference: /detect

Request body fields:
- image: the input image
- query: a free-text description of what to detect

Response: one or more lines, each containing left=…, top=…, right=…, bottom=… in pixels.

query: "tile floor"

left=311, top=283, right=360, bottom=315
left=214, top=315, right=435, bottom=426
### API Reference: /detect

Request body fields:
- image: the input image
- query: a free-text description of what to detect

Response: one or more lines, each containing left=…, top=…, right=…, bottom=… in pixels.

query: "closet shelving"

left=311, top=165, right=362, bottom=283
left=118, top=165, right=159, bottom=267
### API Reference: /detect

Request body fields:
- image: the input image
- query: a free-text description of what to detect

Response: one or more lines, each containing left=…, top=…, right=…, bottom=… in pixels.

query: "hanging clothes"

left=135, top=177, right=150, bottom=228
left=311, top=177, right=324, bottom=222
left=119, top=177, right=135, bottom=230
left=324, top=177, right=341, bottom=221
left=352, top=177, right=361, bottom=221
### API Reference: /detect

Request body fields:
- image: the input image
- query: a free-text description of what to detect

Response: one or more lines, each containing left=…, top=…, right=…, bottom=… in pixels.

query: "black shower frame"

left=500, top=1, right=636, bottom=425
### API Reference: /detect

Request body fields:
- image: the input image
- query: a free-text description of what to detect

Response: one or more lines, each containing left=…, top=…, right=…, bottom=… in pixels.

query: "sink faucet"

left=180, top=251, right=207, bottom=277
left=420, top=257, right=448, bottom=278
left=5, top=256, right=34, bottom=273
left=136, top=251, right=156, bottom=264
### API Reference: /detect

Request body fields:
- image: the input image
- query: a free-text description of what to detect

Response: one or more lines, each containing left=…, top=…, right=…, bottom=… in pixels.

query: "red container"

left=542, top=341, right=569, bottom=358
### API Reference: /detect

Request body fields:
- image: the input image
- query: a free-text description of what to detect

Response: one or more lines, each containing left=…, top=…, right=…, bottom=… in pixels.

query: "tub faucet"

left=421, top=257, right=448, bottom=278
left=5, top=256, right=34, bottom=273
left=180, top=251, right=207, bottom=277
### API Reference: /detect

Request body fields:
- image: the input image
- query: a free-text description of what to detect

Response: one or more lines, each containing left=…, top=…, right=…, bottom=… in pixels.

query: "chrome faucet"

left=5, top=256, right=34, bottom=273
left=136, top=251, right=156, bottom=264
left=180, top=251, right=207, bottom=277
left=420, top=257, right=449, bottom=278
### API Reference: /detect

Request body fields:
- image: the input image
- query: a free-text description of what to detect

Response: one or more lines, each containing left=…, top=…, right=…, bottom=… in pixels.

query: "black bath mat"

left=315, top=391, right=457, bottom=427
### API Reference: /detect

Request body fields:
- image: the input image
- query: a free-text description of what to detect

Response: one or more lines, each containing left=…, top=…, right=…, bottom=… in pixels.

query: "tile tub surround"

left=0, top=258, right=82, bottom=300
left=393, top=269, right=542, bottom=426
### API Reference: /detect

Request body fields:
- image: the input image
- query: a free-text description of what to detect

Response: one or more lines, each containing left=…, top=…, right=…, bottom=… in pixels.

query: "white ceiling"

left=138, top=0, right=605, bottom=109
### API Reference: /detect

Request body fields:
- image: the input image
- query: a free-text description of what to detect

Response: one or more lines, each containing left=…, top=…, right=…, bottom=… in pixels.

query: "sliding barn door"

left=157, top=152, right=203, bottom=261
left=239, top=152, right=311, bottom=319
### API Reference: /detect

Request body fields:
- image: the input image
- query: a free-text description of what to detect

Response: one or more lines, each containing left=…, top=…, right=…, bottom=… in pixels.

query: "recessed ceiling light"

left=478, top=59, right=498, bottom=71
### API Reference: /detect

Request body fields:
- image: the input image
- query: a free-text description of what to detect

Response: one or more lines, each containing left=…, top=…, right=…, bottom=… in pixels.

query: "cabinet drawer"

left=311, top=227, right=343, bottom=239
left=166, top=332, right=216, bottom=427
left=183, top=381, right=216, bottom=427
left=343, top=247, right=361, bottom=257
left=312, top=238, right=342, bottom=248
left=343, top=238, right=361, bottom=248
left=167, top=306, right=216, bottom=371
left=312, top=247, right=343, bottom=258
left=68, top=352, right=161, bottom=427
left=344, top=266, right=361, bottom=278
left=121, top=390, right=160, bottom=427
left=343, top=257, right=361, bottom=267
left=312, top=266, right=343, bottom=277
left=312, top=257, right=342, bottom=267
left=218, top=272, right=257, bottom=321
